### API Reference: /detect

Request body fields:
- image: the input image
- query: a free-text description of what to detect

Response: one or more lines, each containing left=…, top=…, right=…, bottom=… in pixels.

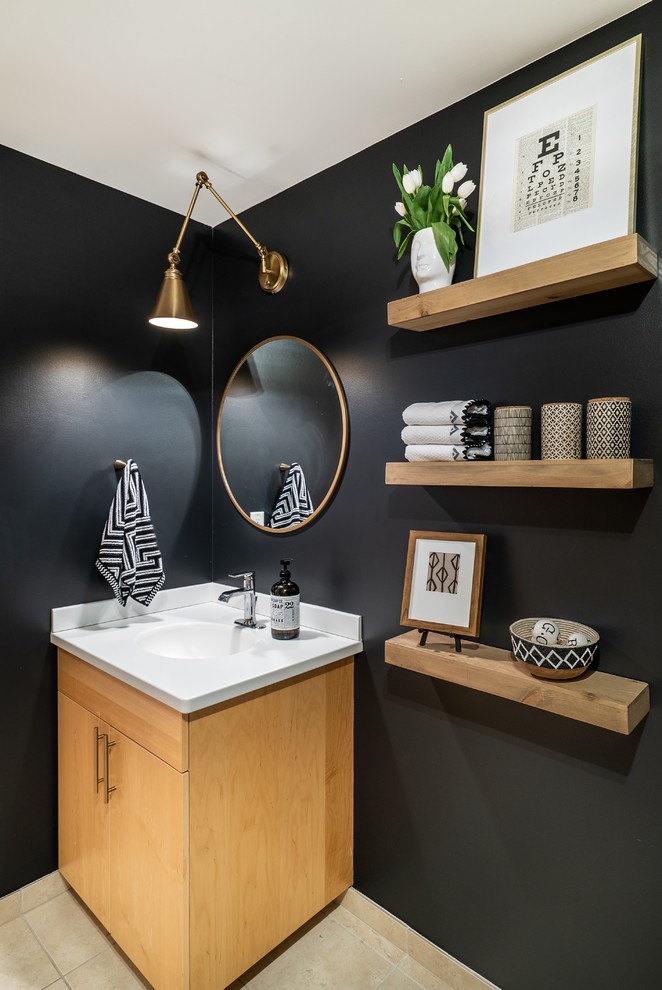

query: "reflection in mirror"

left=217, top=336, right=348, bottom=533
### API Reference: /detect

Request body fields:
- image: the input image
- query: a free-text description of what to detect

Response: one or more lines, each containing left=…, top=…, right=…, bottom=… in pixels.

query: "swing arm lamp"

left=149, top=171, right=288, bottom=330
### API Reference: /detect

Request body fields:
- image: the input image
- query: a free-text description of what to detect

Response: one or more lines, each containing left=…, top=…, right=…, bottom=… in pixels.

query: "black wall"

left=212, top=5, right=662, bottom=989
left=0, top=147, right=213, bottom=896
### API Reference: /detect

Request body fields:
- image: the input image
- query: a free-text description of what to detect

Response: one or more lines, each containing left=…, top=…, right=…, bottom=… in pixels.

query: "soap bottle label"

left=270, top=595, right=300, bottom=630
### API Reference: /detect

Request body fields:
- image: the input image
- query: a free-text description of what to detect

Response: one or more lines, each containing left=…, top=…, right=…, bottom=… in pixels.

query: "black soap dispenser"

left=270, top=559, right=300, bottom=640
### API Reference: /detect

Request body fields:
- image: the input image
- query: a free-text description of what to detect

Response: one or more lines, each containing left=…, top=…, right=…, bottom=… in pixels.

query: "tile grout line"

left=23, top=905, right=111, bottom=982
left=326, top=912, right=402, bottom=970
left=58, top=946, right=118, bottom=982
left=18, top=881, right=118, bottom=987
left=336, top=889, right=502, bottom=990
left=331, top=912, right=452, bottom=990
left=0, top=914, right=71, bottom=990
left=7, top=873, right=497, bottom=990
left=2, top=914, right=66, bottom=987
left=21, top=908, right=64, bottom=978
left=326, top=911, right=450, bottom=990
left=373, top=964, right=428, bottom=990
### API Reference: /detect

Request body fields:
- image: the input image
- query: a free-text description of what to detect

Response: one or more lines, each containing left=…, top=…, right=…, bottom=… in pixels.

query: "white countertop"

left=51, top=584, right=363, bottom=714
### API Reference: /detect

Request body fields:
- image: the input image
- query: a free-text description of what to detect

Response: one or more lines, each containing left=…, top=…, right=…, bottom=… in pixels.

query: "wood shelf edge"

left=385, top=630, right=649, bottom=735
left=385, top=459, right=654, bottom=489
left=387, top=234, right=658, bottom=331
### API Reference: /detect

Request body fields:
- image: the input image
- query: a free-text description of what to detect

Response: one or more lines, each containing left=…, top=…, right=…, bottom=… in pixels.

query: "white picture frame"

left=474, top=35, right=642, bottom=278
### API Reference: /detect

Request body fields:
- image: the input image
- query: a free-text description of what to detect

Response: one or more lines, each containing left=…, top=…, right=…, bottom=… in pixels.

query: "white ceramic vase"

left=410, top=227, right=456, bottom=293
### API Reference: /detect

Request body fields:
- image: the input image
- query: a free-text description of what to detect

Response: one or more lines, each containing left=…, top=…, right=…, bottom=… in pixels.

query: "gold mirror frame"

left=216, top=336, right=349, bottom=534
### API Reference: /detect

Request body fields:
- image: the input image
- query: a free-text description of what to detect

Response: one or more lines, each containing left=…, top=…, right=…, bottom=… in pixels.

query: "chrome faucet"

left=218, top=571, right=265, bottom=629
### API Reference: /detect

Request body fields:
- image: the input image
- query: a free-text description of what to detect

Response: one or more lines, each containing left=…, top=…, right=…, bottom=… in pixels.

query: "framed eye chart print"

left=474, top=35, right=642, bottom=278
left=400, top=531, right=486, bottom=638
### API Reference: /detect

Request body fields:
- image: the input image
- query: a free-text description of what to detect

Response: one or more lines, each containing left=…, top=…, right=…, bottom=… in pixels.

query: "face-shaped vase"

left=410, top=227, right=456, bottom=293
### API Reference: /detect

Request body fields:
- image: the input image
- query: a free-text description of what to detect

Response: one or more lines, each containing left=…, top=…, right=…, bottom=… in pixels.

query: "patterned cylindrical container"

left=586, top=397, right=631, bottom=458
left=541, top=402, right=582, bottom=459
left=494, top=406, right=532, bottom=461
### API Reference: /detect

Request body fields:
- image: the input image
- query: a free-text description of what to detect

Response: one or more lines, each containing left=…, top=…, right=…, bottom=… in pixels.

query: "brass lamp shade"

left=149, top=267, right=198, bottom=330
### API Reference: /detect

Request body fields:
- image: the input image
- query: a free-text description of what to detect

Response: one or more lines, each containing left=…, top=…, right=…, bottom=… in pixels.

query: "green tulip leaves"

left=392, top=145, right=475, bottom=272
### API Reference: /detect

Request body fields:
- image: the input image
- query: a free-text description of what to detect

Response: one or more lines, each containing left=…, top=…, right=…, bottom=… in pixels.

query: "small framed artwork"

left=400, top=531, right=486, bottom=638
left=475, top=35, right=642, bottom=278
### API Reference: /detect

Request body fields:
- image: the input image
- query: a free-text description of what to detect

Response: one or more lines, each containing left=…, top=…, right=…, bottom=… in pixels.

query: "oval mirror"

left=216, top=336, right=348, bottom=533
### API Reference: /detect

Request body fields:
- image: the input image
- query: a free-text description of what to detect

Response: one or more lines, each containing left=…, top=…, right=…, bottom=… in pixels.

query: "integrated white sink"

left=51, top=584, right=363, bottom=713
left=138, top=621, right=254, bottom=660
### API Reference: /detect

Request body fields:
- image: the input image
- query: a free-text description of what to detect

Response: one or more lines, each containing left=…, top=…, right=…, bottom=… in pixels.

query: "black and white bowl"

left=509, top=617, right=599, bottom=680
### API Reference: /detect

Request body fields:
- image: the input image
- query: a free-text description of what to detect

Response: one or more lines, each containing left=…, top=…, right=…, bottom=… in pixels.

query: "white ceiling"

left=2, top=0, right=650, bottom=226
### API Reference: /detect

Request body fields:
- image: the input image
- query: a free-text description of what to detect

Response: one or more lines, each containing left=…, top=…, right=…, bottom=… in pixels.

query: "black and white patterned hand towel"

left=270, top=462, right=314, bottom=529
left=405, top=442, right=493, bottom=461
left=401, top=423, right=491, bottom=445
left=95, top=459, right=165, bottom=606
left=402, top=399, right=492, bottom=426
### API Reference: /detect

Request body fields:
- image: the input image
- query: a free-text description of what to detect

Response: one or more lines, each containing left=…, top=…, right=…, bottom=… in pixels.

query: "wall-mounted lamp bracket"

left=149, top=170, right=288, bottom=330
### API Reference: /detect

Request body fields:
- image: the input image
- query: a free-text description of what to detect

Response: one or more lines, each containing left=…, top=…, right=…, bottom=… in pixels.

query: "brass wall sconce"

left=149, top=171, right=288, bottom=330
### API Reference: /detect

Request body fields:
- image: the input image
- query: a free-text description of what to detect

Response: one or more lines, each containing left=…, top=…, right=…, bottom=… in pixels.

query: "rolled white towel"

left=402, top=399, right=492, bottom=426
left=401, top=423, right=491, bottom=445
left=405, top=442, right=492, bottom=462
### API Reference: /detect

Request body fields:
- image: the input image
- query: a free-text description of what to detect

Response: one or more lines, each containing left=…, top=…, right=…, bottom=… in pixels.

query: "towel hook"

left=279, top=462, right=291, bottom=471
left=114, top=460, right=127, bottom=470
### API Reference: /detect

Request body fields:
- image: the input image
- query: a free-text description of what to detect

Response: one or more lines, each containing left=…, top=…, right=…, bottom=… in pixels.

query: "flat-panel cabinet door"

left=189, top=658, right=354, bottom=989
left=109, top=729, right=188, bottom=990
left=57, top=692, right=110, bottom=929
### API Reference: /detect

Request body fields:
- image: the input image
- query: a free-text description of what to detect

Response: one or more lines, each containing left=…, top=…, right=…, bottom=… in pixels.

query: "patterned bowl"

left=509, top=617, right=599, bottom=680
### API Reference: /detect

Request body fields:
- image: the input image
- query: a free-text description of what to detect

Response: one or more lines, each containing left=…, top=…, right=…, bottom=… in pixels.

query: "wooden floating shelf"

left=385, top=630, right=649, bottom=735
left=385, top=459, right=653, bottom=489
left=387, top=233, right=657, bottom=331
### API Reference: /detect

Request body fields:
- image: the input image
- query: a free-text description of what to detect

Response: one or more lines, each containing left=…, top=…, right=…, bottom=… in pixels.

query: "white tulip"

left=395, top=202, right=406, bottom=217
left=459, top=197, right=467, bottom=210
left=441, top=172, right=454, bottom=194
left=450, top=162, right=468, bottom=183
left=457, top=179, right=476, bottom=199
left=402, top=169, right=422, bottom=195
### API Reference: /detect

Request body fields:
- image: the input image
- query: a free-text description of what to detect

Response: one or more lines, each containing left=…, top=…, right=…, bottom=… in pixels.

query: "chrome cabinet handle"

left=94, top=726, right=117, bottom=803
left=94, top=727, right=104, bottom=794
left=104, top=736, right=116, bottom=804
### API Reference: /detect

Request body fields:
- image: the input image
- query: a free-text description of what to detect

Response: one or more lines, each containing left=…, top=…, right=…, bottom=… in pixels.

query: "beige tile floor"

left=0, top=873, right=495, bottom=990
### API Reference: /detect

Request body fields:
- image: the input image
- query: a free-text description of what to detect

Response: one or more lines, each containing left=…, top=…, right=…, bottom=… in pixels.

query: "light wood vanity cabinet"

left=58, top=696, right=112, bottom=929
left=57, top=648, right=354, bottom=990
left=58, top=690, right=187, bottom=989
